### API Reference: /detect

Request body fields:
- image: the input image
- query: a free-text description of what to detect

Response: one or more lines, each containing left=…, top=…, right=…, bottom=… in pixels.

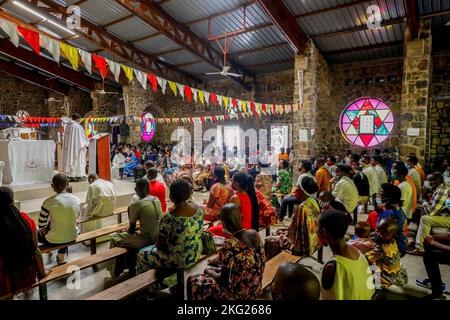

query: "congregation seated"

left=265, top=177, right=320, bottom=258
left=108, top=179, right=162, bottom=278
left=271, top=262, right=320, bottom=301
left=79, top=173, right=118, bottom=237
left=143, top=160, right=166, bottom=187
left=208, top=172, right=259, bottom=238
left=314, top=158, right=332, bottom=193
left=203, top=166, right=234, bottom=222
left=187, top=204, right=265, bottom=300
left=137, top=179, right=204, bottom=273
left=254, top=169, right=273, bottom=200
left=317, top=191, right=348, bottom=215
left=123, top=145, right=140, bottom=177
left=392, top=161, right=416, bottom=222
left=193, top=165, right=211, bottom=192
left=331, top=164, right=359, bottom=220
left=147, top=168, right=167, bottom=214
left=0, top=187, right=48, bottom=299
left=319, top=210, right=375, bottom=300
left=348, top=222, right=375, bottom=254
left=367, top=183, right=407, bottom=256
left=111, top=147, right=126, bottom=179
left=171, top=164, right=193, bottom=184
left=271, top=160, right=292, bottom=208
left=37, top=174, right=81, bottom=265
left=351, top=162, right=370, bottom=215
left=255, top=188, right=277, bottom=229
left=366, top=218, right=408, bottom=289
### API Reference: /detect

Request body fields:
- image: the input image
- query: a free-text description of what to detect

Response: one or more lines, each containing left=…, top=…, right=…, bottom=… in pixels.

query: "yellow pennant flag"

left=198, top=90, right=205, bottom=105
left=60, top=43, right=79, bottom=70
left=223, top=97, right=229, bottom=109
left=121, top=65, right=134, bottom=82
left=242, top=101, right=247, bottom=113
left=168, top=81, right=177, bottom=96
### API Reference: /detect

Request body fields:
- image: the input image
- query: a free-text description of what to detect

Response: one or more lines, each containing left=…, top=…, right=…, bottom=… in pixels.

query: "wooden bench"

left=261, top=251, right=302, bottom=290
left=37, top=246, right=128, bottom=300
left=39, top=222, right=128, bottom=255
left=78, top=206, right=128, bottom=224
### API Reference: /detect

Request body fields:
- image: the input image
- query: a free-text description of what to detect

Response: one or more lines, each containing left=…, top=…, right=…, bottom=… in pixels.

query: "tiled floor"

left=18, top=189, right=450, bottom=300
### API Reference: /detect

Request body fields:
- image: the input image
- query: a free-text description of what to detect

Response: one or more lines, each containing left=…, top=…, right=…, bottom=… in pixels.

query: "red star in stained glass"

left=352, top=117, right=360, bottom=129
left=374, top=117, right=383, bottom=128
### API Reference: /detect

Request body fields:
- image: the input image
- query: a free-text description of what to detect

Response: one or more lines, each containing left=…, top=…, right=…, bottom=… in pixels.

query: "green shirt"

left=129, top=196, right=162, bottom=242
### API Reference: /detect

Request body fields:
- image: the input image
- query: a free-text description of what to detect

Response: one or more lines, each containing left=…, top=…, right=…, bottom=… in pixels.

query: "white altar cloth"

left=0, top=139, right=56, bottom=185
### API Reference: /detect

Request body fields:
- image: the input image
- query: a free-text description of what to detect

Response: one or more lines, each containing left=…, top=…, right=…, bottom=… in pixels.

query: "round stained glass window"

left=339, top=98, right=394, bottom=148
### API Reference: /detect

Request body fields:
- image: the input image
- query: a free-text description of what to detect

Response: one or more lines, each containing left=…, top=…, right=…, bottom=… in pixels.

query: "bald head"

left=220, top=203, right=242, bottom=233
left=52, top=174, right=68, bottom=194
left=88, top=173, right=99, bottom=184
left=271, top=263, right=320, bottom=301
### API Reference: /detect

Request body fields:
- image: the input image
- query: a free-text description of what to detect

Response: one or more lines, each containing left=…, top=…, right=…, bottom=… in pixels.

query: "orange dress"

left=204, top=182, right=234, bottom=222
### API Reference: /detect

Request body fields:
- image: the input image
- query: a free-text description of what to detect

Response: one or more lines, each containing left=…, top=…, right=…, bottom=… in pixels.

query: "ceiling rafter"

left=25, top=0, right=203, bottom=86
left=114, top=0, right=254, bottom=90
left=323, top=40, right=404, bottom=55
left=405, top=0, right=420, bottom=39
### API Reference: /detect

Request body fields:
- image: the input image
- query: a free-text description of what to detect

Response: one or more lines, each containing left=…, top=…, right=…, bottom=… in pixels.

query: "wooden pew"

left=261, top=251, right=302, bottom=290
left=37, top=247, right=128, bottom=300
left=39, top=222, right=128, bottom=255
left=78, top=206, right=128, bottom=225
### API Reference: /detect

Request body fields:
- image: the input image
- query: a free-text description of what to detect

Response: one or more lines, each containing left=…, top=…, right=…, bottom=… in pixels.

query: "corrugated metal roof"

left=160, top=50, right=199, bottom=65
left=327, top=43, right=403, bottom=64
left=247, top=61, right=294, bottom=74
left=234, top=45, right=293, bottom=66
left=106, top=16, right=158, bottom=42
left=179, top=62, right=217, bottom=74
left=70, top=0, right=131, bottom=26
left=135, top=35, right=181, bottom=55
left=418, top=0, right=450, bottom=29
left=283, top=0, right=355, bottom=16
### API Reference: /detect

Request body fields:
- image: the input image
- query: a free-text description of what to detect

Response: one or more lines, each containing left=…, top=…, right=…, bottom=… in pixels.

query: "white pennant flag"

left=106, top=59, right=121, bottom=82
left=157, top=77, right=167, bottom=94
left=237, top=100, right=243, bottom=111
left=0, top=20, right=19, bottom=47
left=217, top=95, right=223, bottom=107
left=191, top=88, right=198, bottom=103
left=134, top=69, right=147, bottom=90
left=176, top=83, right=185, bottom=99
left=78, top=49, right=92, bottom=74
left=204, top=92, right=210, bottom=105
left=41, top=36, right=60, bottom=63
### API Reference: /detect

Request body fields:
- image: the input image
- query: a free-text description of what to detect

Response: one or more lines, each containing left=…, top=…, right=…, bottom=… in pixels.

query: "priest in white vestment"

left=79, top=173, right=118, bottom=242
left=62, top=113, right=89, bottom=181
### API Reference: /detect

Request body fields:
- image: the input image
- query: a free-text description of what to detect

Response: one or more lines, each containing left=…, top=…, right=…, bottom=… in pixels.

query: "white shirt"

left=398, top=180, right=414, bottom=219
left=40, top=192, right=81, bottom=244
left=332, top=176, right=359, bottom=213
left=297, top=172, right=314, bottom=187
left=374, top=164, right=388, bottom=186
left=363, top=165, right=380, bottom=196
left=112, top=153, right=126, bottom=169
left=85, top=179, right=118, bottom=218
left=408, top=168, right=421, bottom=196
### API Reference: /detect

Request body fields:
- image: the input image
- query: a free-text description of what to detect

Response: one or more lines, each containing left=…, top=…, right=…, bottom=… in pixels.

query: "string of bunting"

left=0, top=16, right=301, bottom=120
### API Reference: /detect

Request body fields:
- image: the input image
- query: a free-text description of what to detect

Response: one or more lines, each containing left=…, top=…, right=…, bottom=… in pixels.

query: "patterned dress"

left=271, top=169, right=292, bottom=208
left=137, top=206, right=204, bottom=273
left=204, top=182, right=234, bottom=222
left=188, top=237, right=265, bottom=300
left=255, top=172, right=273, bottom=200
left=256, top=190, right=277, bottom=228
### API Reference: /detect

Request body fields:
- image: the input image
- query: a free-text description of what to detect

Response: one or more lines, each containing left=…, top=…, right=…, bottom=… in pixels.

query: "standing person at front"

left=0, top=187, right=49, bottom=299
left=79, top=173, right=118, bottom=237
left=187, top=204, right=265, bottom=300
left=37, top=174, right=81, bottom=265
left=62, top=113, right=89, bottom=182
left=319, top=210, right=375, bottom=300
left=137, top=178, right=204, bottom=273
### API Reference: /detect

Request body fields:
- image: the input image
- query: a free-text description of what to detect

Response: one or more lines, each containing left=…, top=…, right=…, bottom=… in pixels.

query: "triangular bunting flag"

left=134, top=69, right=147, bottom=90
left=223, top=97, right=229, bottom=109
left=40, top=36, right=60, bottom=63
left=217, top=95, right=223, bottom=107
left=191, top=88, right=198, bottom=103
left=93, top=55, right=108, bottom=79
left=78, top=49, right=92, bottom=74
left=210, top=93, right=217, bottom=106
left=147, top=74, right=158, bottom=92
left=121, top=65, right=133, bottom=82
left=176, top=83, right=184, bottom=99
left=204, top=92, right=210, bottom=105
left=198, top=91, right=205, bottom=105
left=168, top=81, right=177, bottom=96
left=238, top=100, right=243, bottom=111
left=0, top=20, right=19, bottom=47
left=106, top=59, right=121, bottom=82
left=17, top=26, right=40, bottom=55
left=184, top=86, right=192, bottom=103
left=60, top=43, right=79, bottom=70
left=157, top=77, right=167, bottom=94
left=242, top=101, right=247, bottom=113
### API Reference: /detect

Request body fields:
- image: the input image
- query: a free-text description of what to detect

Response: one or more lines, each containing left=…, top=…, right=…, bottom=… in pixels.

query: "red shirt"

left=237, top=191, right=252, bottom=230
left=149, top=180, right=167, bottom=213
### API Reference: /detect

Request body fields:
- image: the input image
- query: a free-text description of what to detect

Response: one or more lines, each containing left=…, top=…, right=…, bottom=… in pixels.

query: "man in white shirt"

left=371, top=155, right=388, bottom=187
left=360, top=156, right=380, bottom=204
left=332, top=164, right=359, bottom=215
left=79, top=174, right=118, bottom=239
left=38, top=174, right=81, bottom=265
left=406, top=155, right=422, bottom=196
left=62, top=113, right=89, bottom=182
left=111, top=147, right=126, bottom=179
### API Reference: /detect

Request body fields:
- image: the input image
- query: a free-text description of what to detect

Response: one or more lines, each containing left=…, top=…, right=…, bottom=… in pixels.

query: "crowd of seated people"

left=2, top=144, right=449, bottom=302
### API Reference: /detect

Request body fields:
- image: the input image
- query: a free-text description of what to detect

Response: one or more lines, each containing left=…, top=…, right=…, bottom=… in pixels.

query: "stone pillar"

left=292, top=40, right=330, bottom=166
left=400, top=19, right=432, bottom=160
left=92, top=83, right=124, bottom=135
left=123, top=80, right=147, bottom=145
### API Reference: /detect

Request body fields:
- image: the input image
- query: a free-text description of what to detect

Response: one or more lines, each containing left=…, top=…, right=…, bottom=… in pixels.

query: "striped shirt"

left=424, top=184, right=449, bottom=217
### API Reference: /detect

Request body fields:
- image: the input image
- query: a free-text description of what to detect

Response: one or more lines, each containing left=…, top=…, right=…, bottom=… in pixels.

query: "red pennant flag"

left=184, top=86, right=192, bottom=103
left=212, top=116, right=217, bottom=122
left=232, top=98, right=237, bottom=108
left=298, top=103, right=302, bottom=109
left=17, top=26, right=40, bottom=55
left=250, top=101, right=255, bottom=112
left=272, top=104, right=276, bottom=114
left=200, top=116, right=205, bottom=123
left=225, top=114, right=230, bottom=120
left=210, top=93, right=217, bottom=106
left=262, top=104, right=267, bottom=112
left=282, top=105, right=286, bottom=113
left=148, top=74, right=158, bottom=92
left=93, top=55, right=108, bottom=79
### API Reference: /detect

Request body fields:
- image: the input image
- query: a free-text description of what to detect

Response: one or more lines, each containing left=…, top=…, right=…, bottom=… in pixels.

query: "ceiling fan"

left=45, top=97, right=63, bottom=103
left=93, top=80, right=120, bottom=95
left=205, top=65, right=243, bottom=78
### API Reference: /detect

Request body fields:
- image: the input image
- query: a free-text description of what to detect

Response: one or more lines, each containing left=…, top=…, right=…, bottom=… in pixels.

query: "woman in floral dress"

left=272, top=160, right=293, bottom=208
left=204, top=166, right=234, bottom=222
left=137, top=178, right=203, bottom=272
left=255, top=171, right=273, bottom=200
left=187, top=203, right=265, bottom=300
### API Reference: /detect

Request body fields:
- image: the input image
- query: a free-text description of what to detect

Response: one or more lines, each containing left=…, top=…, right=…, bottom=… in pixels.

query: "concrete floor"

left=18, top=187, right=450, bottom=300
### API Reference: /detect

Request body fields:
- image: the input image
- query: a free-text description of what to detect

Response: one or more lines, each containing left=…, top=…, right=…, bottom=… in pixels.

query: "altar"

left=0, top=139, right=56, bottom=185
